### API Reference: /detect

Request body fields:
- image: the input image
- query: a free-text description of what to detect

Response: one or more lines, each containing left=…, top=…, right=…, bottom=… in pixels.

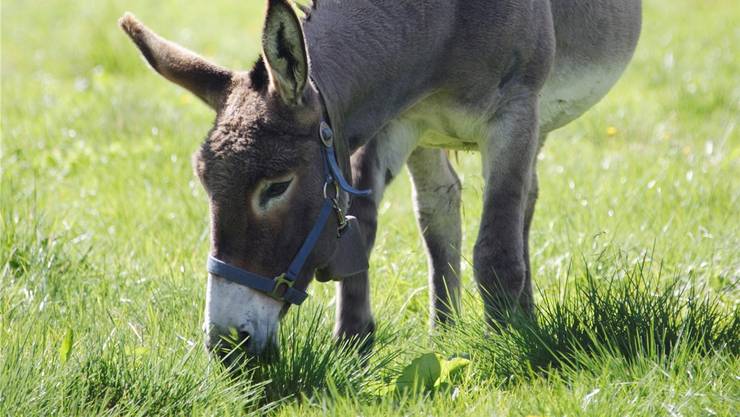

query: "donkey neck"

left=304, top=2, right=452, bottom=151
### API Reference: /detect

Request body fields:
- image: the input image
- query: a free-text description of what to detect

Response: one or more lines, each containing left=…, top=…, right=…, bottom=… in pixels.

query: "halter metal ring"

left=319, top=121, right=334, bottom=146
left=323, top=181, right=339, bottom=200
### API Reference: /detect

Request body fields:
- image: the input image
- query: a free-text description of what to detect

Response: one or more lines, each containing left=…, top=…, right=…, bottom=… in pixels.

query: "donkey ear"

left=262, top=0, right=308, bottom=105
left=119, top=13, right=233, bottom=110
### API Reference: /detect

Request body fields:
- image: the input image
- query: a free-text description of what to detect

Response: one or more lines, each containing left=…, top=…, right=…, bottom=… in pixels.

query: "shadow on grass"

left=444, top=254, right=738, bottom=383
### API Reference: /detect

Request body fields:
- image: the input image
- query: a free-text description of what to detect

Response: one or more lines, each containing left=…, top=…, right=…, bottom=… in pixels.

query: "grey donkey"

left=120, top=0, right=641, bottom=359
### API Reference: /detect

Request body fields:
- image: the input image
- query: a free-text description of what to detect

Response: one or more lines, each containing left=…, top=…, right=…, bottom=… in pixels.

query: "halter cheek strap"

left=206, top=119, right=370, bottom=305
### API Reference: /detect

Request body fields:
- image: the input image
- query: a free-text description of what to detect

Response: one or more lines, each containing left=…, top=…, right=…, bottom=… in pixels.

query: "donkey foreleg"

left=475, top=93, right=539, bottom=324
left=407, top=147, right=462, bottom=327
left=334, top=120, right=419, bottom=348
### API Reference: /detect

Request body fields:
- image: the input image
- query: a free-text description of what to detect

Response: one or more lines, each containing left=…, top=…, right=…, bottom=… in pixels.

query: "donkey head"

left=120, top=1, right=352, bottom=360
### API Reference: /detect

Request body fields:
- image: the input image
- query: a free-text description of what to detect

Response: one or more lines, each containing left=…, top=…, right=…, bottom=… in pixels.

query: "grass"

left=1, top=0, right=738, bottom=415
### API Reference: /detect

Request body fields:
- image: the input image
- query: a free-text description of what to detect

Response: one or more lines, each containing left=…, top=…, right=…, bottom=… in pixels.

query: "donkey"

left=120, top=0, right=641, bottom=358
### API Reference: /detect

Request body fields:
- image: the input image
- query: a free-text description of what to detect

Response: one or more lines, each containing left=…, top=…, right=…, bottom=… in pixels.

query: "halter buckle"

left=334, top=205, right=348, bottom=235
left=270, top=273, right=295, bottom=300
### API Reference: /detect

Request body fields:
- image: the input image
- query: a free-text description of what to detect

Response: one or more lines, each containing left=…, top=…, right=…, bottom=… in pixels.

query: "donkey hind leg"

left=521, top=159, right=540, bottom=315
left=407, top=147, right=462, bottom=327
left=334, top=120, right=420, bottom=348
left=521, top=134, right=546, bottom=315
left=474, top=93, right=539, bottom=325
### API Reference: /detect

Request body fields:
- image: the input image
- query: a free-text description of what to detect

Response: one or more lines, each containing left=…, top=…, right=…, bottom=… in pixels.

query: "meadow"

left=1, top=0, right=738, bottom=415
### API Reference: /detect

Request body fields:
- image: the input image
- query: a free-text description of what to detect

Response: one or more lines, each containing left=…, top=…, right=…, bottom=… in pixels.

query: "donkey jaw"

left=204, top=274, right=283, bottom=357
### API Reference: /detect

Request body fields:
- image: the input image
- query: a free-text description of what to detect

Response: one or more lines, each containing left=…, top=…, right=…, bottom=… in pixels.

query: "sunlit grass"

left=2, top=0, right=738, bottom=415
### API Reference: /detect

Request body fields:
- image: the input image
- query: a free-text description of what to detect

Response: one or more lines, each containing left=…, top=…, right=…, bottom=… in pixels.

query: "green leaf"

left=59, top=328, right=74, bottom=364
left=439, top=356, right=470, bottom=385
left=395, top=353, right=441, bottom=393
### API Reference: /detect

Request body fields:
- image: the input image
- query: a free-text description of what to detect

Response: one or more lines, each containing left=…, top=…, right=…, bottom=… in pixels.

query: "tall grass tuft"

left=223, top=306, right=403, bottom=404
left=444, top=255, right=738, bottom=382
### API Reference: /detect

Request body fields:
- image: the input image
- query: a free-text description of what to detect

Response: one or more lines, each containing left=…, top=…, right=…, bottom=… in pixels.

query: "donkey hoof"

left=334, top=321, right=376, bottom=357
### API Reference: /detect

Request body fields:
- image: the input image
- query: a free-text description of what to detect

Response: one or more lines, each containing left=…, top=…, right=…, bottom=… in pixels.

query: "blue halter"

left=206, top=120, right=370, bottom=305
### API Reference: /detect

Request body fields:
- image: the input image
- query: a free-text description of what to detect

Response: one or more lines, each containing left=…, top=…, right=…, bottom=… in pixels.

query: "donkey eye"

left=262, top=179, right=292, bottom=201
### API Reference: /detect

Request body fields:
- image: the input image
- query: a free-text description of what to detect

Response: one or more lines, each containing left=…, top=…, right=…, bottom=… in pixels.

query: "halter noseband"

left=206, top=117, right=370, bottom=305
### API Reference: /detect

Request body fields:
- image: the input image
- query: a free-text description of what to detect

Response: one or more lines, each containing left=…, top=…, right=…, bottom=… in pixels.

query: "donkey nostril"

left=237, top=330, right=251, bottom=346
left=206, top=329, right=254, bottom=364
left=205, top=328, right=251, bottom=353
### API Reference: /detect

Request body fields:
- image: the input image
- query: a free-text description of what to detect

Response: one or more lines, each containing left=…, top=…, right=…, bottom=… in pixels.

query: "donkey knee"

left=472, top=241, right=526, bottom=294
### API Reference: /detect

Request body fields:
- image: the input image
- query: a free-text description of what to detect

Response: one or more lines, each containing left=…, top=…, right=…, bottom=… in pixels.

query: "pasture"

left=1, top=0, right=738, bottom=415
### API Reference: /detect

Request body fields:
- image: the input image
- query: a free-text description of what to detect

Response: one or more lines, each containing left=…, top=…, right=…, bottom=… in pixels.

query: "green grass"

left=1, top=0, right=738, bottom=415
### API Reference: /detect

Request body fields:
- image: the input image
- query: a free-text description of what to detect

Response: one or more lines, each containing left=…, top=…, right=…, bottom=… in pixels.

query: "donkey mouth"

left=206, top=330, right=279, bottom=366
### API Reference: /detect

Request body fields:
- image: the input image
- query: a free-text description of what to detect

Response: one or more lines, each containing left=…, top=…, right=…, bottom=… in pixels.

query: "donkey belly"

left=538, top=54, right=632, bottom=134
left=538, top=0, right=642, bottom=133
left=406, top=50, right=635, bottom=152
left=404, top=97, right=489, bottom=151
